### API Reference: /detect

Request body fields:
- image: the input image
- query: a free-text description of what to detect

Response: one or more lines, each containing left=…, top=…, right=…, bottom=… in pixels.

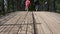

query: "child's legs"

left=35, top=5, right=38, bottom=11
left=25, top=5, right=28, bottom=11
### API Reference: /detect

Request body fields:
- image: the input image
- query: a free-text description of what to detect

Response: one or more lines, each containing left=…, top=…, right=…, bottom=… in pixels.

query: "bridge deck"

left=0, top=11, right=60, bottom=34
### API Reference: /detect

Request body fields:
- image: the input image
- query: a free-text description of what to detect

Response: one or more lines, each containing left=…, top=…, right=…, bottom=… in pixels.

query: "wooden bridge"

left=0, top=11, right=60, bottom=34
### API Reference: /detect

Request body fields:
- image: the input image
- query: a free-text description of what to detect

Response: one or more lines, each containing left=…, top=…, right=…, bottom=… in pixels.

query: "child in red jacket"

left=25, top=0, right=31, bottom=11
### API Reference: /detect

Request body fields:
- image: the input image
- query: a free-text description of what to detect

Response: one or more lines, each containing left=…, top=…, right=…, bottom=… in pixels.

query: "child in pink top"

left=25, top=0, right=30, bottom=11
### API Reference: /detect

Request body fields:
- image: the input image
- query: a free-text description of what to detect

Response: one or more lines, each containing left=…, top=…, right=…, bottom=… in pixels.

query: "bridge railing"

left=0, top=0, right=16, bottom=16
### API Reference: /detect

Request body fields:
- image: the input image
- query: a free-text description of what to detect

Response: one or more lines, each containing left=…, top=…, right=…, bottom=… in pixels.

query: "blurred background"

left=0, top=0, right=60, bottom=15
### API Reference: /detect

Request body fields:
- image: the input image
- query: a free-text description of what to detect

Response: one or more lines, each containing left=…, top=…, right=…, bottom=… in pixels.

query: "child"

left=34, top=0, right=39, bottom=11
left=25, top=0, right=30, bottom=11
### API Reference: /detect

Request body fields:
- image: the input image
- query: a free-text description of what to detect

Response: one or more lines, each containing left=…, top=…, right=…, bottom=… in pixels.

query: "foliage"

left=56, top=0, right=60, bottom=12
left=0, top=0, right=60, bottom=14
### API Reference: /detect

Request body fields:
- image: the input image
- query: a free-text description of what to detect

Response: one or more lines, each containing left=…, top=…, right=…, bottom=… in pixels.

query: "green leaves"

left=39, top=0, right=43, bottom=4
left=56, top=0, right=60, bottom=12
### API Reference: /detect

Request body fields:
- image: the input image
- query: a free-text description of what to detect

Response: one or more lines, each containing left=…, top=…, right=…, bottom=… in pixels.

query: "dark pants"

left=35, top=5, right=39, bottom=11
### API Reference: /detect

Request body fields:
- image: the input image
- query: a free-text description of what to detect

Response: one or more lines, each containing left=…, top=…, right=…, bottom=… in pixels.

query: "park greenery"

left=0, top=0, right=60, bottom=15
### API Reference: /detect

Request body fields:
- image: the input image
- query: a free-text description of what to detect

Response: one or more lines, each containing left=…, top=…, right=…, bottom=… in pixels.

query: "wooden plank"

left=0, top=12, right=17, bottom=33
left=26, top=12, right=34, bottom=34
left=1, top=26, right=13, bottom=34
left=9, top=12, right=27, bottom=34
left=18, top=12, right=34, bottom=34
left=18, top=25, right=27, bottom=34
left=0, top=16, right=20, bottom=34
left=36, top=12, right=60, bottom=34
left=45, top=12, right=60, bottom=24
left=27, top=25, right=34, bottom=34
left=0, top=11, right=60, bottom=34
left=34, top=12, right=52, bottom=34
left=36, top=25, right=44, bottom=34
left=0, top=12, right=17, bottom=26
left=0, top=12, right=16, bottom=21
left=33, top=12, right=41, bottom=23
left=25, top=12, right=33, bottom=23
left=0, top=12, right=27, bottom=34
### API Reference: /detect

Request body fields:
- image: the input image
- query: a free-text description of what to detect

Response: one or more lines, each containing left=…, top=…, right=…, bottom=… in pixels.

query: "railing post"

left=4, top=0, right=8, bottom=14
left=12, top=0, right=15, bottom=12
left=1, top=0, right=5, bottom=15
left=7, top=0, right=10, bottom=13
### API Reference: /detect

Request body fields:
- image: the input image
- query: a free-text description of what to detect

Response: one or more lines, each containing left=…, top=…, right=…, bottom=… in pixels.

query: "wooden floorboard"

left=0, top=11, right=60, bottom=34
left=33, top=12, right=60, bottom=34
